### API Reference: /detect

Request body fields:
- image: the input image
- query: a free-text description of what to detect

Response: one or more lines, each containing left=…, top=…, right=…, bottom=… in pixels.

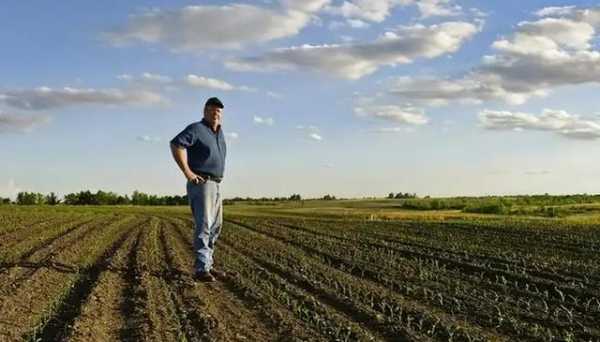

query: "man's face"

left=203, top=105, right=223, bottom=125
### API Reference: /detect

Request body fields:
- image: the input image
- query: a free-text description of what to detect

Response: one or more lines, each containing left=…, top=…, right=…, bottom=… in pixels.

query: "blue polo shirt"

left=170, top=118, right=227, bottom=178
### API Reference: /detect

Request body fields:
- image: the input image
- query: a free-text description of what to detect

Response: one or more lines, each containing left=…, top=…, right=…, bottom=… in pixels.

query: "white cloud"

left=266, top=91, right=283, bottom=99
left=492, top=17, right=594, bottom=52
left=138, top=72, right=172, bottom=83
left=282, top=0, right=331, bottom=12
left=296, top=124, right=323, bottom=140
left=324, top=0, right=406, bottom=22
left=253, top=115, right=275, bottom=126
left=355, top=104, right=429, bottom=125
left=387, top=74, right=542, bottom=106
left=118, top=72, right=255, bottom=92
left=324, top=0, right=463, bottom=23
left=369, top=126, right=417, bottom=133
left=386, top=7, right=600, bottom=106
left=226, top=21, right=479, bottom=79
left=469, top=7, right=488, bottom=18
left=535, top=6, right=576, bottom=17
left=479, top=108, right=600, bottom=140
left=136, top=135, right=162, bottom=143
left=104, top=1, right=330, bottom=52
left=0, top=111, right=50, bottom=133
left=0, top=86, right=167, bottom=110
left=116, top=74, right=133, bottom=81
left=296, top=124, right=319, bottom=130
left=309, top=132, right=323, bottom=140
left=184, top=75, right=236, bottom=91
left=416, top=0, right=462, bottom=19
left=480, top=13, right=600, bottom=99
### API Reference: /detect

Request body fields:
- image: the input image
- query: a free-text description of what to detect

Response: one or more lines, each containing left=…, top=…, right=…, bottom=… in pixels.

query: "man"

left=170, top=96, right=227, bottom=282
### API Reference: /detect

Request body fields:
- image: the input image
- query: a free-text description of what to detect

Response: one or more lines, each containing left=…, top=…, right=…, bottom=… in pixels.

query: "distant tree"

left=16, top=192, right=45, bottom=205
left=394, top=192, right=417, bottom=199
left=131, top=190, right=149, bottom=205
left=388, top=193, right=395, bottom=199
left=289, top=194, right=302, bottom=201
left=322, top=194, right=336, bottom=200
left=45, top=192, right=61, bottom=205
left=80, top=190, right=98, bottom=205
left=116, top=195, right=130, bottom=205
left=63, top=190, right=98, bottom=205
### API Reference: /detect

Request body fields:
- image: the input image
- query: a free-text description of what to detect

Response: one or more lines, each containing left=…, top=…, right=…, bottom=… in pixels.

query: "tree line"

left=3, top=190, right=188, bottom=206
left=1, top=191, right=312, bottom=206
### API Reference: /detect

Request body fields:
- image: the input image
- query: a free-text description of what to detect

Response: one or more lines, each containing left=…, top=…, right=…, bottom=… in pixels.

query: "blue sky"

left=2, top=0, right=600, bottom=199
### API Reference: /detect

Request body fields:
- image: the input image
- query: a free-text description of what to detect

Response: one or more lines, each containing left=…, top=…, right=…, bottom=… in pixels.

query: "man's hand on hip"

left=185, top=171, right=206, bottom=184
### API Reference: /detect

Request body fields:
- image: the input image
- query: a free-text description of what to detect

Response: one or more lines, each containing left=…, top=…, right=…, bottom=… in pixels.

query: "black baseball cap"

left=205, top=97, right=224, bottom=109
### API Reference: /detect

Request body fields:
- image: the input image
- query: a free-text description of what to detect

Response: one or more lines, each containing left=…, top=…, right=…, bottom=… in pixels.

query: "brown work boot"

left=193, top=271, right=215, bottom=282
left=209, top=268, right=226, bottom=278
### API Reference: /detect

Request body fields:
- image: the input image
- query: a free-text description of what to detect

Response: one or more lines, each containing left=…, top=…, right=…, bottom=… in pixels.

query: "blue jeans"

left=186, top=179, right=222, bottom=273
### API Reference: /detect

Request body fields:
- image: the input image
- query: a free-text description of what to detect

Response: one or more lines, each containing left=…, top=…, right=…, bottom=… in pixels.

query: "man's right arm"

left=170, top=143, right=204, bottom=183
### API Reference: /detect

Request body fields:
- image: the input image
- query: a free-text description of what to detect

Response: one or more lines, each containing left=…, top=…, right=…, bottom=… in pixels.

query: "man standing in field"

left=170, top=96, right=227, bottom=282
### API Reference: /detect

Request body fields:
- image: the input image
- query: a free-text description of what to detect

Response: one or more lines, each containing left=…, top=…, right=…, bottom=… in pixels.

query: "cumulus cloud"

left=369, top=126, right=417, bottom=133
left=416, top=0, right=462, bottom=19
left=226, top=21, right=478, bottom=79
left=355, top=104, right=429, bottom=125
left=0, top=111, right=50, bottom=133
left=534, top=6, right=576, bottom=17
left=386, top=7, right=600, bottom=105
left=184, top=75, right=236, bottom=91
left=0, top=86, right=167, bottom=111
left=387, top=74, right=544, bottom=106
left=136, top=135, right=162, bottom=143
left=118, top=72, right=255, bottom=92
left=309, top=132, right=323, bottom=140
left=136, top=72, right=172, bottom=83
left=104, top=1, right=330, bottom=52
left=296, top=124, right=319, bottom=130
left=324, top=0, right=406, bottom=22
left=296, top=124, right=323, bottom=140
left=266, top=91, right=283, bottom=99
left=324, top=0, right=463, bottom=23
left=479, top=108, right=600, bottom=140
left=253, top=115, right=275, bottom=126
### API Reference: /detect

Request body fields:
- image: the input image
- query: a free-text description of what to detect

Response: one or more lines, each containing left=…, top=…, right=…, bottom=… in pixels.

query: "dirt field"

left=1, top=205, right=599, bottom=341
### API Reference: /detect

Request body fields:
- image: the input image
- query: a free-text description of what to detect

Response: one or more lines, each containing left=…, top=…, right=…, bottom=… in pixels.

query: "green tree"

left=45, top=192, right=61, bottom=205
left=16, top=192, right=45, bottom=205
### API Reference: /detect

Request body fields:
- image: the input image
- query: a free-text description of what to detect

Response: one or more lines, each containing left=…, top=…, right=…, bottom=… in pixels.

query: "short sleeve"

left=170, top=124, right=197, bottom=148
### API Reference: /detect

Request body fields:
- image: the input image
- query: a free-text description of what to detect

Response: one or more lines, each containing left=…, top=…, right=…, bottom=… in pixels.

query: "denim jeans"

left=186, top=179, right=222, bottom=273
